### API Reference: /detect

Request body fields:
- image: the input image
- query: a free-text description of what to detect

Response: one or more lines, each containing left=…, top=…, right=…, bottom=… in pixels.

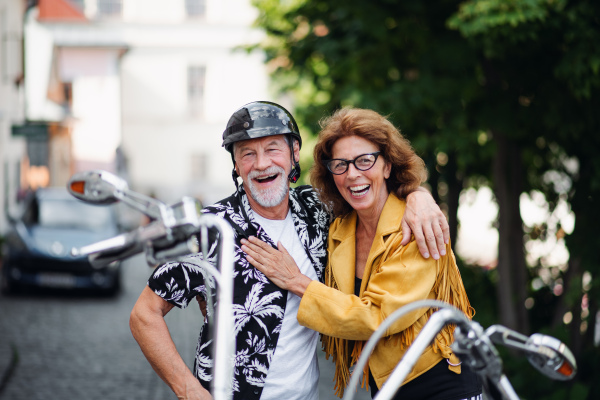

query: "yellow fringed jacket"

left=297, top=193, right=474, bottom=397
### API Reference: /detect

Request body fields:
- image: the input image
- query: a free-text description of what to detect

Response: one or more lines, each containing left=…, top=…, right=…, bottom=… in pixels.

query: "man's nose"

left=255, top=151, right=271, bottom=170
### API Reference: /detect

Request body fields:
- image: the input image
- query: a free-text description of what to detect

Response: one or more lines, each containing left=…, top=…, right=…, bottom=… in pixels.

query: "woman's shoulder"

left=329, top=212, right=357, bottom=238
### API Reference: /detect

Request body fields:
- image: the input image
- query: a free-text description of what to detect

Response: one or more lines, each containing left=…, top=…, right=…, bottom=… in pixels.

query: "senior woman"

left=241, top=108, right=481, bottom=400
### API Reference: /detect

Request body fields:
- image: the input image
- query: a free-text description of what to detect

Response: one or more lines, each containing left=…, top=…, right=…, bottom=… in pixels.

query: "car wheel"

left=0, top=265, right=19, bottom=295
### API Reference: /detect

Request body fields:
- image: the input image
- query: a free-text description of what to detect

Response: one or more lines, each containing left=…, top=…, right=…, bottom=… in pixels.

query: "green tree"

left=447, top=2, right=600, bottom=397
left=250, top=0, right=600, bottom=398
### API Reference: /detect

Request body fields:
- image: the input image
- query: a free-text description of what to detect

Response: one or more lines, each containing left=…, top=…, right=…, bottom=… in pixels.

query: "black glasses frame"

left=324, top=152, right=382, bottom=175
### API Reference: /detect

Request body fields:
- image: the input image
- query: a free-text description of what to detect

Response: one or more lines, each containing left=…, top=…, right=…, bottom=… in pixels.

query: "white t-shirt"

left=253, top=210, right=320, bottom=400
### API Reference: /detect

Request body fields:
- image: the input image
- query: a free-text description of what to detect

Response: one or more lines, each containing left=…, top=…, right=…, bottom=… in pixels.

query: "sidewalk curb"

left=0, top=342, right=18, bottom=396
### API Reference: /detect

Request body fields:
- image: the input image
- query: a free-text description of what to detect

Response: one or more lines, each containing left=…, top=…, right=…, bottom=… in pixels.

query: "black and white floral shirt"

left=148, top=185, right=330, bottom=400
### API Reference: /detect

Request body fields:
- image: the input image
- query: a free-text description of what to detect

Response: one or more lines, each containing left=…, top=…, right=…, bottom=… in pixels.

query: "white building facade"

left=117, top=0, right=270, bottom=204
left=24, top=0, right=127, bottom=189
left=21, top=0, right=271, bottom=211
left=0, top=0, right=27, bottom=232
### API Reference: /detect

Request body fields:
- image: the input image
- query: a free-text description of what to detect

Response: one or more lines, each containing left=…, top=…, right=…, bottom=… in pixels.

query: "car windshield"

left=38, top=199, right=116, bottom=230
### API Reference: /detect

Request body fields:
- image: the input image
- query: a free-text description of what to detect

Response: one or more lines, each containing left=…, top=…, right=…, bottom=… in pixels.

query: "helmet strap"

left=287, top=139, right=301, bottom=184
left=231, top=153, right=242, bottom=194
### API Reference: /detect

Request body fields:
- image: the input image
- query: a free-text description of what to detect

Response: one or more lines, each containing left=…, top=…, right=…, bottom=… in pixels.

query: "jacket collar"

left=329, top=192, right=406, bottom=294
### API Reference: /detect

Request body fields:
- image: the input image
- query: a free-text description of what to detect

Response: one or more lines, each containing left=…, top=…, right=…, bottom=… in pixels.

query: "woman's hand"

left=401, top=187, right=450, bottom=260
left=241, top=236, right=312, bottom=297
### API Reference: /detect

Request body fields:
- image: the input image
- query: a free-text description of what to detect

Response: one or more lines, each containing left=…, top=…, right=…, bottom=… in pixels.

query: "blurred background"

left=0, top=0, right=598, bottom=399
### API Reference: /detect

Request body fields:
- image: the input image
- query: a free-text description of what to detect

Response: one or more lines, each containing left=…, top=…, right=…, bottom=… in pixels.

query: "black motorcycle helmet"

left=222, top=101, right=302, bottom=183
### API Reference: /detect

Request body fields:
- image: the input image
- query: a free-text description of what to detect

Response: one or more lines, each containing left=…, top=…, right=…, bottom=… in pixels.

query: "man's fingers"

left=412, top=226, right=430, bottom=259
left=432, top=223, right=447, bottom=257
left=400, top=219, right=412, bottom=246
left=441, top=219, right=450, bottom=245
left=422, top=224, right=440, bottom=260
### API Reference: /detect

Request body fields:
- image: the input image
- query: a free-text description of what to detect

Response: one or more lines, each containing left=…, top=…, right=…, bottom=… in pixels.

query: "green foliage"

left=448, top=0, right=567, bottom=38
left=457, top=258, right=498, bottom=328
left=251, top=0, right=600, bottom=397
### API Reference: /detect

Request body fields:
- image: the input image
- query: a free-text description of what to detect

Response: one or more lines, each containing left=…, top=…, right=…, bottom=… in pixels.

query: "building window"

left=190, top=153, right=208, bottom=180
left=185, top=0, right=206, bottom=18
left=63, top=82, right=73, bottom=110
left=1, top=8, right=22, bottom=83
left=1, top=8, right=6, bottom=81
left=188, top=65, right=206, bottom=117
left=68, top=0, right=85, bottom=11
left=97, top=0, right=122, bottom=17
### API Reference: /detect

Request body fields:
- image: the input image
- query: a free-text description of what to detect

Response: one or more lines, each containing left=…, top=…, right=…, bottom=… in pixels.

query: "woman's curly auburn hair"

left=310, top=107, right=428, bottom=217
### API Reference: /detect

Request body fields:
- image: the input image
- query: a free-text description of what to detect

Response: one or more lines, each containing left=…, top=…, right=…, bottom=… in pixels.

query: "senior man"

left=129, top=101, right=449, bottom=400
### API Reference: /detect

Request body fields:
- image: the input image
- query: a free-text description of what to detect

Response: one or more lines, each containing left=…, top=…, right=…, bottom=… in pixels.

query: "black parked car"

left=1, top=187, right=122, bottom=295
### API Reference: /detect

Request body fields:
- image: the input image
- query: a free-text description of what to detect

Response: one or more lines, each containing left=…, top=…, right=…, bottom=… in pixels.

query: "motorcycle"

left=67, top=170, right=577, bottom=400
left=67, top=170, right=235, bottom=400
left=343, top=300, right=577, bottom=400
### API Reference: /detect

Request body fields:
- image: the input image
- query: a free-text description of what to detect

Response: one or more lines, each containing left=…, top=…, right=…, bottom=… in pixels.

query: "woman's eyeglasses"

left=324, top=152, right=381, bottom=175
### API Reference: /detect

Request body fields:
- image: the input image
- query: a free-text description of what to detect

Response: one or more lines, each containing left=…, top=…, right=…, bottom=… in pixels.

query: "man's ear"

left=293, top=140, right=300, bottom=163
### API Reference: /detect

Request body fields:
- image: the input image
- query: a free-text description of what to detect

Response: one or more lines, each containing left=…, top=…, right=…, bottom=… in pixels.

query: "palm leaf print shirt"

left=147, top=185, right=330, bottom=400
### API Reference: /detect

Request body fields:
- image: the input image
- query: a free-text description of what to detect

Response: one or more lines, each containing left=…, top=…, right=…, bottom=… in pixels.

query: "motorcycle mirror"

left=67, top=170, right=129, bottom=205
left=526, top=333, right=577, bottom=381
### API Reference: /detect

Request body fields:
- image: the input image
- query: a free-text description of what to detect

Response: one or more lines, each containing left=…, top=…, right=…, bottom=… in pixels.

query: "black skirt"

left=368, top=359, right=482, bottom=400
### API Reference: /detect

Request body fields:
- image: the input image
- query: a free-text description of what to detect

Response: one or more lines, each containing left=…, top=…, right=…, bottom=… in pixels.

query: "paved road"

left=0, top=254, right=370, bottom=400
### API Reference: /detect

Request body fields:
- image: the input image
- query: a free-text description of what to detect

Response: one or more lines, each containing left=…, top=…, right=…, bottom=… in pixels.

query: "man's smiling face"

left=234, top=135, right=299, bottom=218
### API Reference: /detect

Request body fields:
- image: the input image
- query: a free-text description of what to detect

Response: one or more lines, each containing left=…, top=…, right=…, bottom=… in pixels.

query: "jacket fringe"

left=321, top=232, right=475, bottom=398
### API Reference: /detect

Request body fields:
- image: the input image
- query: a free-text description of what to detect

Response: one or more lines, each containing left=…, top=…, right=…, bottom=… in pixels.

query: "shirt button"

left=253, top=389, right=259, bottom=394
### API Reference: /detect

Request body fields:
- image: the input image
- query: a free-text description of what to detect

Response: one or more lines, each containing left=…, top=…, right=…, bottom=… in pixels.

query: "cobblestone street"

left=0, top=255, right=193, bottom=399
left=0, top=254, right=369, bottom=400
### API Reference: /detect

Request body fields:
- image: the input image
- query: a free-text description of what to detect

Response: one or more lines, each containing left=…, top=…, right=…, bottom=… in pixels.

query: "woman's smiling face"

left=331, top=135, right=391, bottom=215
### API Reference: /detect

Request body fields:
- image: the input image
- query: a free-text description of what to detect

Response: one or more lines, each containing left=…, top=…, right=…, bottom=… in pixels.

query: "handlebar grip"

left=148, top=237, right=200, bottom=266
left=71, top=230, right=145, bottom=269
left=88, top=240, right=145, bottom=268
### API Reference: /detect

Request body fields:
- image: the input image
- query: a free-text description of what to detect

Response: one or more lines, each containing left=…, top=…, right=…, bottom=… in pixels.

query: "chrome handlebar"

left=343, top=300, right=577, bottom=400
left=70, top=195, right=204, bottom=268
left=67, top=170, right=235, bottom=400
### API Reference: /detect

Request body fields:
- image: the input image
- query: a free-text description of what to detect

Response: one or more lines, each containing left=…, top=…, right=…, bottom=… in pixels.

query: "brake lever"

left=452, top=323, right=520, bottom=400
left=486, top=326, right=577, bottom=381
left=486, top=325, right=530, bottom=352
left=71, top=195, right=204, bottom=268
left=145, top=197, right=203, bottom=265
left=70, top=221, right=167, bottom=268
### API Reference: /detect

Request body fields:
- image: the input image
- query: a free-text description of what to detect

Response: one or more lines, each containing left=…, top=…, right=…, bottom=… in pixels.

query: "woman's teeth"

left=350, top=185, right=370, bottom=195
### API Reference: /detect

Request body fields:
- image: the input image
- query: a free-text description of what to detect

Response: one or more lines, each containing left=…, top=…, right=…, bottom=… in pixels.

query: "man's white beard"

left=247, top=166, right=288, bottom=208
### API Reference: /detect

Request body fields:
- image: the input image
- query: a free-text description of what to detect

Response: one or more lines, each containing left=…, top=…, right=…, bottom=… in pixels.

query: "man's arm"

left=401, top=187, right=450, bottom=260
left=130, top=286, right=212, bottom=400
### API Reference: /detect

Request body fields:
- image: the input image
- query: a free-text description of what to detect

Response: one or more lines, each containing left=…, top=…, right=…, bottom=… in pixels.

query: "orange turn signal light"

left=557, top=360, right=574, bottom=377
left=70, top=180, right=86, bottom=194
